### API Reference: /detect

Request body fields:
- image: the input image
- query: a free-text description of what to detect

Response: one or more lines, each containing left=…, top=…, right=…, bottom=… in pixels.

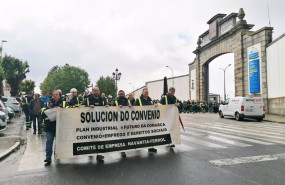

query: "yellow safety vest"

left=87, top=98, right=104, bottom=106
left=138, top=97, right=153, bottom=106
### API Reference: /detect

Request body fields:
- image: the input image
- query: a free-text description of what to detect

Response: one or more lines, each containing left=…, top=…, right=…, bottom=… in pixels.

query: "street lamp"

left=219, top=64, right=231, bottom=101
left=165, top=65, right=174, bottom=87
left=1, top=40, right=7, bottom=58
left=112, top=68, right=122, bottom=96
left=128, top=83, right=134, bottom=93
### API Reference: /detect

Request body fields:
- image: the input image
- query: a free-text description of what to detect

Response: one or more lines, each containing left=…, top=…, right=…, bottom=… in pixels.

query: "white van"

left=219, top=97, right=265, bottom=121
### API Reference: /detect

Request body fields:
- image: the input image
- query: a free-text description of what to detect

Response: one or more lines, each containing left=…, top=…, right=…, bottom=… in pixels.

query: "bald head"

left=93, top=87, right=100, bottom=97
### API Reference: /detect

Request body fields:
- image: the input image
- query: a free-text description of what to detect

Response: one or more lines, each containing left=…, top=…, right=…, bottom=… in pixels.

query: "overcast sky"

left=0, top=0, right=284, bottom=98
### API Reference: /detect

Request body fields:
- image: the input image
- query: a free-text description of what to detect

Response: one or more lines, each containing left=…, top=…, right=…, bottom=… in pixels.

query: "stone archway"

left=189, top=8, right=273, bottom=111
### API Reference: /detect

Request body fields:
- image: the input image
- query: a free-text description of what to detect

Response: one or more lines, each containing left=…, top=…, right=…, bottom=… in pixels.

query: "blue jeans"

left=46, top=131, right=55, bottom=158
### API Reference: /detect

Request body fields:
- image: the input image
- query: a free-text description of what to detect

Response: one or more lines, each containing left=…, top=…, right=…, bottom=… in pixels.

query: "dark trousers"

left=24, top=109, right=31, bottom=128
left=32, top=114, right=42, bottom=132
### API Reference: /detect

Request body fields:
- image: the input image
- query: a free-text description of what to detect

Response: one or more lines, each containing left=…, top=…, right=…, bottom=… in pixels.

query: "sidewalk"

left=264, top=114, right=285, bottom=124
left=0, top=137, right=21, bottom=161
left=0, top=115, right=24, bottom=161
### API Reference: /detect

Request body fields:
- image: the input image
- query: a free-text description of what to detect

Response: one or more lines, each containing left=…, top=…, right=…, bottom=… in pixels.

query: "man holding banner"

left=82, top=87, right=108, bottom=161
left=44, top=90, right=67, bottom=164
left=113, top=90, right=132, bottom=158
left=160, top=87, right=181, bottom=148
left=135, top=88, right=158, bottom=153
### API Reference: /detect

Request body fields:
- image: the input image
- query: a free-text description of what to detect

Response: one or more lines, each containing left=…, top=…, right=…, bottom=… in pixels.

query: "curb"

left=0, top=141, right=21, bottom=161
left=264, top=119, right=285, bottom=124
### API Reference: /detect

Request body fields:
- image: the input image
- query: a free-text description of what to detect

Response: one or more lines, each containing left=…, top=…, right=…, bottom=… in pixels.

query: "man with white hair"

left=29, top=93, right=44, bottom=134
left=44, top=90, right=67, bottom=164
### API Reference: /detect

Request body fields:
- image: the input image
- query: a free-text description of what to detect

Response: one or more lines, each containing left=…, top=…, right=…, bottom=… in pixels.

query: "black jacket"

left=22, top=96, right=34, bottom=111
left=45, top=98, right=66, bottom=133
left=160, top=94, right=178, bottom=105
left=113, top=97, right=129, bottom=106
left=135, top=95, right=153, bottom=106
left=83, top=95, right=107, bottom=106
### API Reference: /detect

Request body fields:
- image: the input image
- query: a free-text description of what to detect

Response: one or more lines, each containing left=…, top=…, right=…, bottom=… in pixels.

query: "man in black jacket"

left=128, top=93, right=136, bottom=106
left=22, top=92, right=34, bottom=130
left=113, top=90, right=132, bottom=158
left=135, top=88, right=158, bottom=153
left=44, top=90, right=67, bottom=164
left=82, top=87, right=108, bottom=161
left=29, top=93, right=44, bottom=134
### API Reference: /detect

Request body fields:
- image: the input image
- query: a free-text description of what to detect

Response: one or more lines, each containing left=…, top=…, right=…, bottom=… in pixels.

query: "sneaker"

left=38, top=132, right=42, bottom=134
left=44, top=157, right=51, bottom=163
left=26, top=128, right=29, bottom=130
left=121, top=152, right=126, bottom=158
left=170, top=145, right=175, bottom=148
left=96, top=155, right=104, bottom=161
left=148, top=148, right=157, bottom=153
left=33, top=132, right=36, bottom=134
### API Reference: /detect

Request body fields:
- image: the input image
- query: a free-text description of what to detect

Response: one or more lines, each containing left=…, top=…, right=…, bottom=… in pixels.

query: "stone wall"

left=268, top=97, right=285, bottom=116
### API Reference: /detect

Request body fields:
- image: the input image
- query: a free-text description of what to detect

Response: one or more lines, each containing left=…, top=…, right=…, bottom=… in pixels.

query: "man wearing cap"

left=29, top=93, right=44, bottom=134
left=82, top=87, right=108, bottom=161
left=22, top=92, right=34, bottom=130
left=83, top=89, right=90, bottom=101
left=67, top=88, right=80, bottom=107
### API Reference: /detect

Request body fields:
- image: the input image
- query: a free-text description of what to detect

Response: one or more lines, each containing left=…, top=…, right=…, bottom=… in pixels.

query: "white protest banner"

left=55, top=105, right=181, bottom=159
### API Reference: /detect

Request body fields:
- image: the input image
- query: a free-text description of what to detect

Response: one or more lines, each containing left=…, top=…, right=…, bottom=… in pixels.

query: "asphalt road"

left=0, top=113, right=285, bottom=185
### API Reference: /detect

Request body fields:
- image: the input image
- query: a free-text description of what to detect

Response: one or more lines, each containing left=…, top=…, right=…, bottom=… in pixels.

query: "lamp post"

left=128, top=83, right=134, bottom=92
left=165, top=65, right=174, bottom=87
left=1, top=40, right=7, bottom=58
left=112, top=68, right=122, bottom=96
left=219, top=64, right=231, bottom=101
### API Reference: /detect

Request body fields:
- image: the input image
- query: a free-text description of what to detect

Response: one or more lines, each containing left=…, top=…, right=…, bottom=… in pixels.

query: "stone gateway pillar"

left=189, top=8, right=273, bottom=112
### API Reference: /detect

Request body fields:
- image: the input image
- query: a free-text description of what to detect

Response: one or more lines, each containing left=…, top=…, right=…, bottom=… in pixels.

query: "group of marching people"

left=23, top=86, right=180, bottom=164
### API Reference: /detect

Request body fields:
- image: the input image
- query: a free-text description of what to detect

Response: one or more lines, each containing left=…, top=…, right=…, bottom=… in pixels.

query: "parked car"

left=0, top=111, right=7, bottom=132
left=1, top=96, right=22, bottom=117
left=219, top=97, right=265, bottom=121
left=7, top=107, right=15, bottom=121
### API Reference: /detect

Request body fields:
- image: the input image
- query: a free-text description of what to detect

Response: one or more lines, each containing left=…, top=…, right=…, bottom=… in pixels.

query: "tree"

left=40, top=64, right=90, bottom=95
left=20, top=80, right=36, bottom=94
left=2, top=56, right=29, bottom=96
left=96, top=76, right=116, bottom=98
left=0, top=61, right=5, bottom=96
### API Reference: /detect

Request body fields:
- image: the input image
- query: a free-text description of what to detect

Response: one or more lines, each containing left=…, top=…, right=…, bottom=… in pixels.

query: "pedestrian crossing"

left=177, top=120, right=285, bottom=152
left=17, top=119, right=285, bottom=172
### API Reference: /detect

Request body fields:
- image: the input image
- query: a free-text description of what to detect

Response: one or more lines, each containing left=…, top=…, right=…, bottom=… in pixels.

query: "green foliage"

left=40, top=64, right=90, bottom=95
left=1, top=56, right=30, bottom=96
left=21, top=79, right=36, bottom=93
left=96, top=76, right=116, bottom=98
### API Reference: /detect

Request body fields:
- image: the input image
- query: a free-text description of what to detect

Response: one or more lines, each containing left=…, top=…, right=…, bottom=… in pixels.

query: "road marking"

left=209, top=153, right=285, bottom=166
left=185, top=127, right=274, bottom=145
left=187, top=122, right=285, bottom=144
left=201, top=122, right=285, bottom=137
left=181, top=135, right=227, bottom=148
left=18, top=132, right=45, bottom=171
left=206, top=135, right=252, bottom=147
left=175, top=144, right=196, bottom=152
